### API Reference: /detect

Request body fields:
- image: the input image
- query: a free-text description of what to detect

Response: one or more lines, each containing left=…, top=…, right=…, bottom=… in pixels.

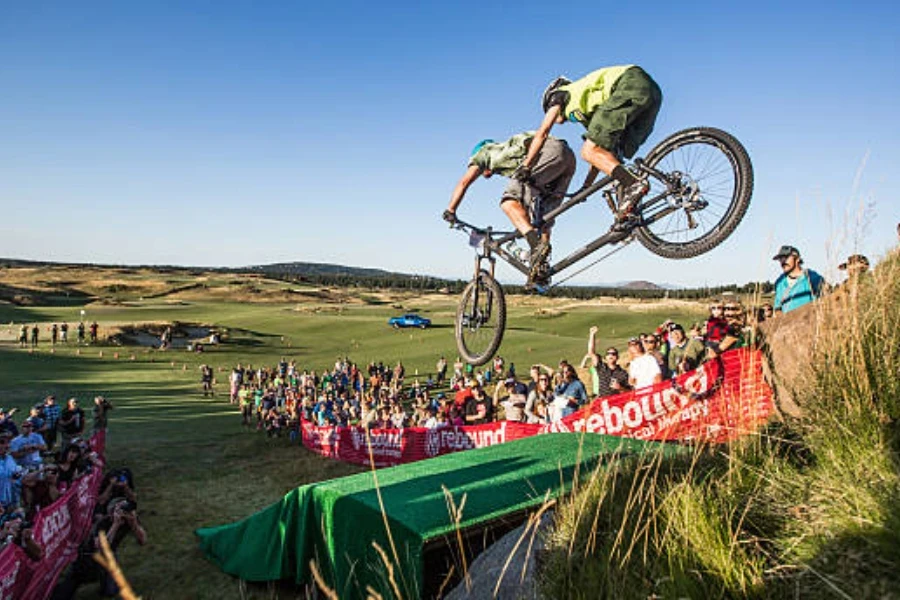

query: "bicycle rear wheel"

left=455, top=271, right=506, bottom=366
left=635, top=127, right=753, bottom=259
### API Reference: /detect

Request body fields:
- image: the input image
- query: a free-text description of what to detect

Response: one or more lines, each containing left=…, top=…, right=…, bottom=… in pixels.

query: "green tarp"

left=196, top=433, right=677, bottom=599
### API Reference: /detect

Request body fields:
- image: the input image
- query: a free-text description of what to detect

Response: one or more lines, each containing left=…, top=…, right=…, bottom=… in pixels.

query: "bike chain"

left=546, top=235, right=636, bottom=289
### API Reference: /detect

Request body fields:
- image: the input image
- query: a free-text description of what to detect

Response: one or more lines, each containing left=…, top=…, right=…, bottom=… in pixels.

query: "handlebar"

left=447, top=217, right=515, bottom=239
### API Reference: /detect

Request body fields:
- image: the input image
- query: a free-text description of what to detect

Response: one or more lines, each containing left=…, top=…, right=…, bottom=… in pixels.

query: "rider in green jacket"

left=517, top=66, right=662, bottom=227
left=444, top=133, right=576, bottom=285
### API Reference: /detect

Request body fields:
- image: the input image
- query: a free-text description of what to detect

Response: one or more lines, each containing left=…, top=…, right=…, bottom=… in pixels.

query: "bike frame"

left=456, top=159, right=688, bottom=282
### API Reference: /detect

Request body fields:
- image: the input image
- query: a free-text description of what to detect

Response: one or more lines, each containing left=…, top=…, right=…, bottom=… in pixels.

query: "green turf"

left=0, top=294, right=703, bottom=599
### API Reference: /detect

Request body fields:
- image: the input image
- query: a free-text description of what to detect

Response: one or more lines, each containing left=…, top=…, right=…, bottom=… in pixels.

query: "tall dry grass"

left=539, top=250, right=900, bottom=598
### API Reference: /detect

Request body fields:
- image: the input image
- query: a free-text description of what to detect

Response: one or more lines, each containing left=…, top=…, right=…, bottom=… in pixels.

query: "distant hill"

left=621, top=280, right=663, bottom=291
left=246, top=261, right=415, bottom=280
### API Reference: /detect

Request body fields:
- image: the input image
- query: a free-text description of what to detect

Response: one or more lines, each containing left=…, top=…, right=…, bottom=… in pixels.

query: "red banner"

left=302, top=349, right=773, bottom=467
left=0, top=430, right=106, bottom=600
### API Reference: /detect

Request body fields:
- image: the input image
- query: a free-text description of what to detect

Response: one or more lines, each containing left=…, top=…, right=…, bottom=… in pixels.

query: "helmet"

left=470, top=139, right=494, bottom=158
left=541, top=76, right=570, bottom=113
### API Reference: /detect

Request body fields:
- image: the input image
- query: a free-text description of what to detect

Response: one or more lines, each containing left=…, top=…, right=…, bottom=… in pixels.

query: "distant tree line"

left=262, top=270, right=773, bottom=301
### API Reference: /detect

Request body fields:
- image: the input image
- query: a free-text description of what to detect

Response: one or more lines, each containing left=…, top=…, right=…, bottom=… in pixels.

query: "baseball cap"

left=504, top=377, right=516, bottom=386
left=667, top=322, right=684, bottom=332
left=772, top=245, right=800, bottom=260
left=838, top=254, right=869, bottom=270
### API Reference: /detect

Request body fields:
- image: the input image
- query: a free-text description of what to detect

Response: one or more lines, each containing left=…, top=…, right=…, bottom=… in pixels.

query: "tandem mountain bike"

left=447, top=127, right=753, bottom=365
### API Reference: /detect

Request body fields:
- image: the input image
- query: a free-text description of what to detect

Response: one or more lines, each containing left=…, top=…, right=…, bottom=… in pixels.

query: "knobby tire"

left=636, top=127, right=753, bottom=259
left=454, top=271, right=506, bottom=366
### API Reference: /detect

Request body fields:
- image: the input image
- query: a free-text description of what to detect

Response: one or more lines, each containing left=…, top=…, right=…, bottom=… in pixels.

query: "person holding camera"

left=58, top=398, right=85, bottom=449
left=92, top=396, right=112, bottom=431
left=11, top=420, right=47, bottom=468
left=21, top=464, right=61, bottom=518
left=96, top=468, right=137, bottom=513
left=51, top=495, right=146, bottom=599
left=0, top=510, right=42, bottom=561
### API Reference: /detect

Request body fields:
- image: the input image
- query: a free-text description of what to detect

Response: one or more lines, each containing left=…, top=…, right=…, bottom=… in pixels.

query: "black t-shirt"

left=60, top=408, right=85, bottom=434
left=465, top=397, right=492, bottom=425
left=595, top=364, right=630, bottom=398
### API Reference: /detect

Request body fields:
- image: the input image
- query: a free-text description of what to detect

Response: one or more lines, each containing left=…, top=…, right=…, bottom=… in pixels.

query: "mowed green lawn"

left=0, top=295, right=703, bottom=599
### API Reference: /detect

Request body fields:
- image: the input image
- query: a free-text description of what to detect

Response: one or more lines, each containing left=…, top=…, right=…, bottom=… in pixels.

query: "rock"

left=445, top=512, right=552, bottom=600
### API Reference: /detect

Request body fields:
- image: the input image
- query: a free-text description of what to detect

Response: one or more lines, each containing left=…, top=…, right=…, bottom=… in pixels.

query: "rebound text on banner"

left=301, top=348, right=773, bottom=467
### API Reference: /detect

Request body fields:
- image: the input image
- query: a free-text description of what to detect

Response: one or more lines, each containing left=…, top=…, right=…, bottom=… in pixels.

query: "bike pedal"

left=524, top=282, right=549, bottom=295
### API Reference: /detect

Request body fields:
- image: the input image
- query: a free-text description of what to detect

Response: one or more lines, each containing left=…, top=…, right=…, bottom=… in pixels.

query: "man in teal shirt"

left=772, top=245, right=826, bottom=313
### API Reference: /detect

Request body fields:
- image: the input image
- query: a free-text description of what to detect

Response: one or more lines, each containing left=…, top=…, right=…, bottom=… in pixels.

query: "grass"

left=0, top=267, right=705, bottom=599
left=539, top=252, right=900, bottom=598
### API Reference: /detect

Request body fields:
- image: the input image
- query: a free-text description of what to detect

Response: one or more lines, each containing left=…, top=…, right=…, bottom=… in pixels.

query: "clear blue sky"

left=1, top=1, right=897, bottom=287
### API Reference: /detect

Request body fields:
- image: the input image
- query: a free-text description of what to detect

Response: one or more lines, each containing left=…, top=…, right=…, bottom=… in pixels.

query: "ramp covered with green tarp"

left=196, top=433, right=679, bottom=598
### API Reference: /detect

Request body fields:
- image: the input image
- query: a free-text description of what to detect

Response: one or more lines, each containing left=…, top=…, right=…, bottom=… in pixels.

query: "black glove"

left=442, top=210, right=457, bottom=224
left=512, top=164, right=532, bottom=183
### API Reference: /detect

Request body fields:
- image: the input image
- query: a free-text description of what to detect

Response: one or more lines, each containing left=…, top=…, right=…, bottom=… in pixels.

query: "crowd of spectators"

left=0, top=394, right=144, bottom=598
left=16, top=322, right=99, bottom=348
left=225, top=290, right=771, bottom=435
left=226, top=239, right=878, bottom=434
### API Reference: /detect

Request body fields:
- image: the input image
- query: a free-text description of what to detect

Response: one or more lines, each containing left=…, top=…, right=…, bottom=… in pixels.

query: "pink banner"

left=302, top=349, right=773, bottom=467
left=0, top=430, right=106, bottom=600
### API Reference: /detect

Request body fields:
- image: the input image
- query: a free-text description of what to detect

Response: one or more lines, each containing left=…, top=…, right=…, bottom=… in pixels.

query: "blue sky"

left=1, top=1, right=897, bottom=286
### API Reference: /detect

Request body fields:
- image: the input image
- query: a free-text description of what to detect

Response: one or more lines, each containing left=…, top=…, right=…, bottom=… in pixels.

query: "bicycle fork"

left=469, top=255, right=496, bottom=327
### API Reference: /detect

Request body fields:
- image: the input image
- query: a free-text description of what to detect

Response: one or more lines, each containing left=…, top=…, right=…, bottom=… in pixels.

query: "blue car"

left=388, top=314, right=431, bottom=329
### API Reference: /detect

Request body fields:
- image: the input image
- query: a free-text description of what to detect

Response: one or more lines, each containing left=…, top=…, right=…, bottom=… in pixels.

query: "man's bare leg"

left=581, top=140, right=646, bottom=219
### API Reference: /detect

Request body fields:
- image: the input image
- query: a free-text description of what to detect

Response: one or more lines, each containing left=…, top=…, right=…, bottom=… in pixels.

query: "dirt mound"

left=107, top=322, right=214, bottom=349
left=759, top=275, right=878, bottom=418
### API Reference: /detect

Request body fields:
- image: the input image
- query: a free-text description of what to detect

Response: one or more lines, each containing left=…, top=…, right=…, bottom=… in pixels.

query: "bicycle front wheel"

left=635, top=127, right=753, bottom=259
left=455, top=271, right=506, bottom=366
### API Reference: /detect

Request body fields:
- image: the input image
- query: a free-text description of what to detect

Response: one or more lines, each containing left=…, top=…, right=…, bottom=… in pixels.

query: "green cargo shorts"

left=584, top=67, right=662, bottom=159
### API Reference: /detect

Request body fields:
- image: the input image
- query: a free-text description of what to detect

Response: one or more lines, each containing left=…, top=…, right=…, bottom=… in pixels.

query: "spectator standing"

left=0, top=411, right=19, bottom=438
left=838, top=254, right=870, bottom=282
left=60, top=322, right=69, bottom=343
left=92, top=396, right=112, bottom=432
left=10, top=421, right=46, bottom=467
left=464, top=384, right=493, bottom=425
left=772, top=245, right=825, bottom=314
left=0, top=435, right=22, bottom=507
left=30, top=324, right=39, bottom=348
left=229, top=365, right=244, bottom=404
left=89, top=321, right=99, bottom=343
left=26, top=406, right=47, bottom=441
left=77, top=321, right=86, bottom=344
left=58, top=398, right=85, bottom=449
left=495, top=377, right=528, bottom=422
left=436, top=356, right=448, bottom=386
left=627, top=337, right=662, bottom=390
left=42, top=395, right=61, bottom=450
left=200, top=365, right=214, bottom=398
left=18, top=325, right=27, bottom=348
left=583, top=326, right=628, bottom=396
left=594, top=347, right=631, bottom=397
left=666, top=323, right=704, bottom=375
left=554, top=363, right=588, bottom=419
left=524, top=372, right=553, bottom=424
left=51, top=323, right=59, bottom=345
left=641, top=333, right=669, bottom=379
